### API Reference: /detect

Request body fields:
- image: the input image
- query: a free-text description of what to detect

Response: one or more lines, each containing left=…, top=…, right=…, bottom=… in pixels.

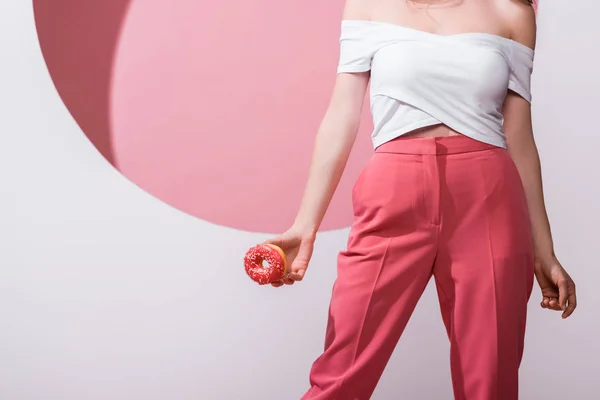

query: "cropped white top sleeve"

left=336, top=20, right=535, bottom=149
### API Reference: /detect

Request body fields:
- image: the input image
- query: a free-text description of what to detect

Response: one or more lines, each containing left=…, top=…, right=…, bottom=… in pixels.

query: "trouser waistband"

left=375, top=134, right=499, bottom=155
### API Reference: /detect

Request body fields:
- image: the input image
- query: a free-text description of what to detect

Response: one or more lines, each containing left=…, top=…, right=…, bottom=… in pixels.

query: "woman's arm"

left=292, top=72, right=369, bottom=235
left=503, top=1, right=577, bottom=317
left=265, top=0, right=371, bottom=287
left=293, top=0, right=371, bottom=235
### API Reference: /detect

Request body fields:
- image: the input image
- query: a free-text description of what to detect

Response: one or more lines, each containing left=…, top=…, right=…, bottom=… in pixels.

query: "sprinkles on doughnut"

left=244, top=244, right=288, bottom=285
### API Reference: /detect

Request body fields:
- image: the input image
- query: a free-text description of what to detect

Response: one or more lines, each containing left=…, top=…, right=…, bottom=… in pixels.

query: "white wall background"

left=1, top=1, right=599, bottom=399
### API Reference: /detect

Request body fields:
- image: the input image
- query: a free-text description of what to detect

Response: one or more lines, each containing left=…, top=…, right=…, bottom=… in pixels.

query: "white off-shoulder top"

left=337, top=20, right=535, bottom=149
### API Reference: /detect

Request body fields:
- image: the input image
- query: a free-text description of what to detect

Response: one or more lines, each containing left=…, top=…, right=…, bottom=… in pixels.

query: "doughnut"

left=244, top=244, right=288, bottom=285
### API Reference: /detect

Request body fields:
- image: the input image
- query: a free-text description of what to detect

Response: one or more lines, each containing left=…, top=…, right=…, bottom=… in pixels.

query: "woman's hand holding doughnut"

left=263, top=226, right=316, bottom=287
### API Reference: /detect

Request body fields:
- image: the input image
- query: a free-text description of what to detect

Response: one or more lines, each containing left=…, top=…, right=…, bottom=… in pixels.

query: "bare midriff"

left=400, top=123, right=462, bottom=139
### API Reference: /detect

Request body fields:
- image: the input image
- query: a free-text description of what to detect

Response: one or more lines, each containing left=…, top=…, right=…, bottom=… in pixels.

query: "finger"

left=562, top=289, right=577, bottom=319
left=288, top=272, right=303, bottom=281
left=542, top=296, right=559, bottom=311
left=282, top=277, right=295, bottom=285
left=271, top=280, right=283, bottom=287
left=548, top=298, right=562, bottom=311
left=295, top=239, right=314, bottom=267
left=288, top=268, right=307, bottom=281
left=541, top=296, right=550, bottom=308
left=557, top=278, right=568, bottom=311
left=263, top=236, right=284, bottom=248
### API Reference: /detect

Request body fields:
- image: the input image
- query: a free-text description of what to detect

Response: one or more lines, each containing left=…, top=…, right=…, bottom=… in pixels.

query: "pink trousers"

left=302, top=135, right=535, bottom=400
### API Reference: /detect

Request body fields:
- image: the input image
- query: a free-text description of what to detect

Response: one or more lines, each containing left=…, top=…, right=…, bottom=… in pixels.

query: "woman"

left=265, top=0, right=577, bottom=398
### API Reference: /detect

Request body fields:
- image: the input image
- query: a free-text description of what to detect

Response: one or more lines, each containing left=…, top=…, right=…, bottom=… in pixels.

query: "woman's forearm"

left=508, top=139, right=555, bottom=261
left=292, top=109, right=359, bottom=236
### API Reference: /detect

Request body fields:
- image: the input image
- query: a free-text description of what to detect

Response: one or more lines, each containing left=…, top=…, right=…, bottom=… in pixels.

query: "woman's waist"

left=374, top=132, right=500, bottom=155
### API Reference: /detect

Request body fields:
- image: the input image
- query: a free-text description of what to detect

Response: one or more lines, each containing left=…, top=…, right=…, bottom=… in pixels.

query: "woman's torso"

left=342, top=0, right=532, bottom=144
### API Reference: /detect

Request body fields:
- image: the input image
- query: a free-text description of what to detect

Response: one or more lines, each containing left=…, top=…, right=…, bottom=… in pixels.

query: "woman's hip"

left=352, top=134, right=530, bottom=239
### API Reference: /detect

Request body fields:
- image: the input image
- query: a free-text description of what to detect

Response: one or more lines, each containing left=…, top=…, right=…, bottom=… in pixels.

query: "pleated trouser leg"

left=301, top=135, right=534, bottom=400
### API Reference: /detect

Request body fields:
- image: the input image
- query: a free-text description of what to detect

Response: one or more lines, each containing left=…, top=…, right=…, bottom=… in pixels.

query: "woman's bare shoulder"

left=497, top=0, right=537, bottom=50
left=341, top=0, right=373, bottom=21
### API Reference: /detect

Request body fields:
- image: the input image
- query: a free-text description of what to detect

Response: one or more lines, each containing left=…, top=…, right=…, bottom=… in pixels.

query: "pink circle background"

left=33, top=0, right=537, bottom=233
left=33, top=0, right=372, bottom=233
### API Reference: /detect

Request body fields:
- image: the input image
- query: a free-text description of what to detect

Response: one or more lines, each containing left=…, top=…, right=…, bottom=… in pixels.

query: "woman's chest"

left=370, top=40, right=511, bottom=101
